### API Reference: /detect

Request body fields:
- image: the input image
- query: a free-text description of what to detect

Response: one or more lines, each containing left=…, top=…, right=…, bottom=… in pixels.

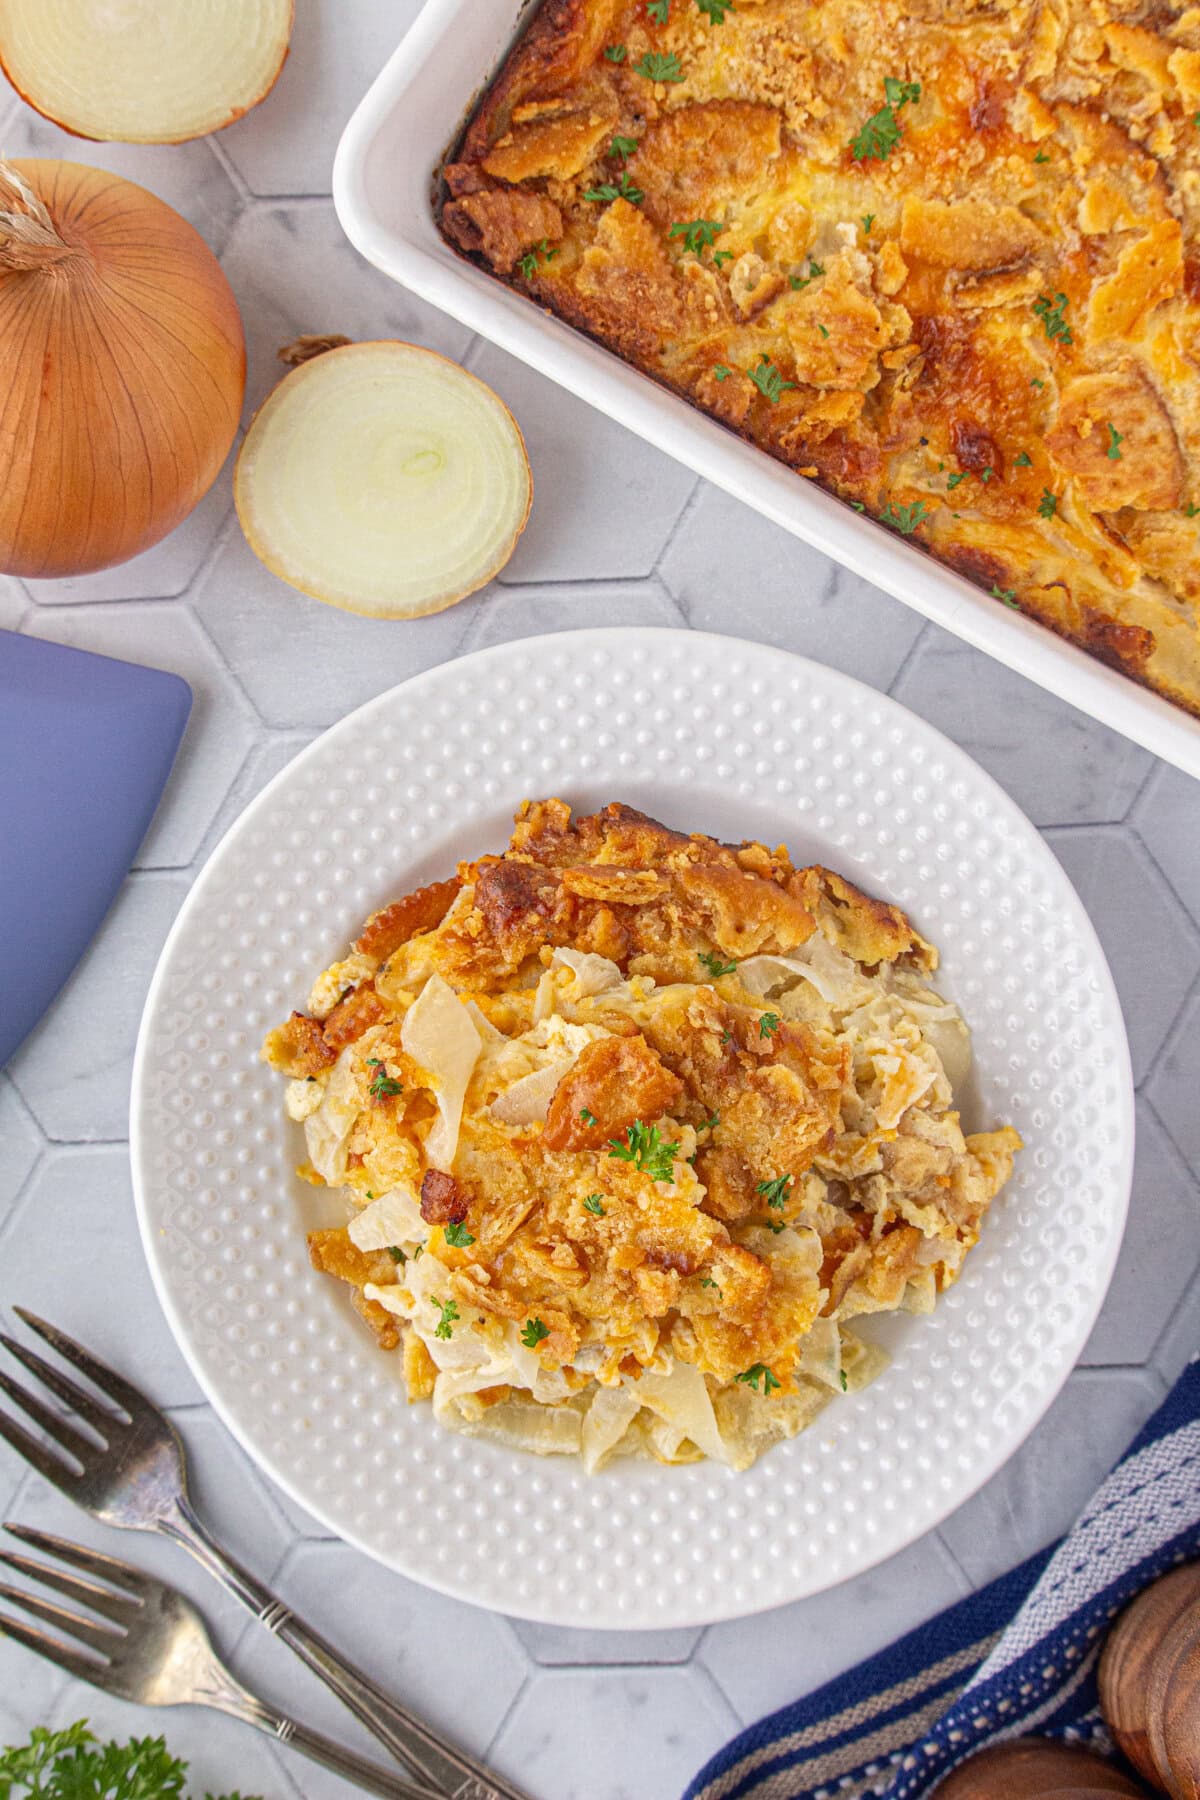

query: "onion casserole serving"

left=263, top=802, right=1020, bottom=1472
left=439, top=0, right=1200, bottom=718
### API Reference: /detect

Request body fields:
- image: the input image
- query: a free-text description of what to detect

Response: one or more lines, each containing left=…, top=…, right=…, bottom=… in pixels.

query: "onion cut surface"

left=235, top=342, right=533, bottom=619
left=0, top=0, right=293, bottom=144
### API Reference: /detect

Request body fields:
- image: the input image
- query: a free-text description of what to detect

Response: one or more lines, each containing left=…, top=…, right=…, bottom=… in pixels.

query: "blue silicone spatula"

left=0, top=628, right=192, bottom=1067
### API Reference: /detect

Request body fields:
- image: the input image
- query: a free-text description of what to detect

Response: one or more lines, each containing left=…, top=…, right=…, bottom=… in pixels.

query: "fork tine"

left=0, top=1546, right=141, bottom=1626
left=0, top=1402, right=81, bottom=1489
left=0, top=1579, right=121, bottom=1656
left=0, top=1333, right=121, bottom=1438
left=0, top=1369, right=96, bottom=1466
left=0, top=1609, right=113, bottom=1686
left=3, top=1525, right=150, bottom=1598
left=12, top=1310, right=148, bottom=1423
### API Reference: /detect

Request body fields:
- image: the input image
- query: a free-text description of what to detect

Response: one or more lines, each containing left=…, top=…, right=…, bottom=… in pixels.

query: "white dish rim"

left=130, top=626, right=1135, bottom=1628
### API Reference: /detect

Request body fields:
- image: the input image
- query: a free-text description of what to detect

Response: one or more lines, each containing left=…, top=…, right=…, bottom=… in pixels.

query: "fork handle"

left=249, top=1711, right=444, bottom=1800
left=161, top=1499, right=530, bottom=1800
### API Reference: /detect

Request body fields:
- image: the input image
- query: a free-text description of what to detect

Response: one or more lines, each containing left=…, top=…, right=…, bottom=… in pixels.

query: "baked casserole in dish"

left=438, top=0, right=1200, bottom=720
left=263, top=801, right=1019, bottom=1473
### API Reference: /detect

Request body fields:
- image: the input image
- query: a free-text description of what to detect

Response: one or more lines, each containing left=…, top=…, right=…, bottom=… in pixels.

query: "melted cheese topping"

left=441, top=0, right=1200, bottom=717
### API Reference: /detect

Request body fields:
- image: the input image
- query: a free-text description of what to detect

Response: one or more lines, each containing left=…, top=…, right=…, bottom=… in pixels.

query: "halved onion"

left=0, top=0, right=293, bottom=144
left=234, top=340, right=533, bottom=619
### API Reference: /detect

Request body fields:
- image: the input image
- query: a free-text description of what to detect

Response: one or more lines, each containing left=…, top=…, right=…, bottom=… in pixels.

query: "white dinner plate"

left=131, top=629, right=1133, bottom=1629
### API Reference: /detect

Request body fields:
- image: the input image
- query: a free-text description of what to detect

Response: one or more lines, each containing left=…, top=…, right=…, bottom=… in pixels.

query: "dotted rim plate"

left=131, top=629, right=1134, bottom=1629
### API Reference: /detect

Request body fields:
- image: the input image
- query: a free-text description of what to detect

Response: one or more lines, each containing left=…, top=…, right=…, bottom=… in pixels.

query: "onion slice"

left=234, top=341, right=533, bottom=619
left=0, top=0, right=293, bottom=144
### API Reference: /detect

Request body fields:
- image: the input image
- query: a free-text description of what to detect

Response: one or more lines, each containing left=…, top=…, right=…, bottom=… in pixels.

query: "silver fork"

left=0, top=1310, right=529, bottom=1800
left=0, top=1525, right=439, bottom=1800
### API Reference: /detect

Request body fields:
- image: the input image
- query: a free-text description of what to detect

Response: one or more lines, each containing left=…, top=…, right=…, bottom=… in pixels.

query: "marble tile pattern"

left=2, top=7, right=1198, bottom=1796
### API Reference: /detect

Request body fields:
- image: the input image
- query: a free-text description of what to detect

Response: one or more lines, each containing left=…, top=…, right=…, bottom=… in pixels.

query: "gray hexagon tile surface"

left=659, top=484, right=926, bottom=692
left=8, top=875, right=192, bottom=1142
left=3, top=3, right=1199, bottom=1795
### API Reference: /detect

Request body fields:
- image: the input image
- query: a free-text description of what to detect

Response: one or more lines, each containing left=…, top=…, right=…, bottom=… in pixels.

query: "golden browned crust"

left=438, top=0, right=1200, bottom=721
left=353, top=877, right=462, bottom=962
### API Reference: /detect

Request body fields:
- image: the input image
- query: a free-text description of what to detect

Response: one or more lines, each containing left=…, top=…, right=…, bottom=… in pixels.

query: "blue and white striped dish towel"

left=686, top=1359, right=1200, bottom=1800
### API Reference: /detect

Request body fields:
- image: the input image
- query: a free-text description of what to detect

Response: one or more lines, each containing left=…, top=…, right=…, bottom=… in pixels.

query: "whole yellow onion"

left=0, top=158, right=245, bottom=578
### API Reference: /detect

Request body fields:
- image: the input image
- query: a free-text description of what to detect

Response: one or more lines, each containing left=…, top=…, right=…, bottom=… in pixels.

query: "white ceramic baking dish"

left=333, top=0, right=1200, bottom=780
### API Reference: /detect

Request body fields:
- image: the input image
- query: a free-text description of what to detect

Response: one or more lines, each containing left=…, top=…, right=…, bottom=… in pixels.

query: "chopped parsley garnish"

left=433, top=1298, right=459, bottom=1340
left=713, top=249, right=734, bottom=267
left=747, top=353, right=796, bottom=403
left=756, top=1173, right=793, bottom=1209
left=946, top=470, right=969, bottom=489
left=632, top=50, right=683, bottom=81
left=387, top=1245, right=407, bottom=1264
left=604, top=42, right=627, bottom=61
left=583, top=172, right=644, bottom=204
left=647, top=0, right=670, bottom=19
left=1033, top=292, right=1073, bottom=344
left=1038, top=488, right=1058, bottom=519
left=850, top=76, right=920, bottom=162
left=1034, top=148, right=1050, bottom=164
left=610, top=134, right=639, bottom=165
left=736, top=1363, right=781, bottom=1395
left=1106, top=422, right=1124, bottom=460
left=696, top=0, right=734, bottom=18
left=698, top=949, right=737, bottom=977
left=1014, top=451, right=1032, bottom=467
left=759, top=1011, right=781, bottom=1037
left=789, top=256, right=826, bottom=291
left=720, top=1028, right=734, bottom=1044
left=700, top=1275, right=722, bottom=1294
left=367, top=1058, right=403, bottom=1098
left=608, top=1120, right=680, bottom=1183
left=880, top=498, right=929, bottom=535
left=817, top=322, right=830, bottom=339
left=583, top=1193, right=606, bottom=1216
left=713, top=363, right=731, bottom=382
left=580, top=1107, right=597, bottom=1126
left=839, top=1368, right=849, bottom=1391
left=670, top=218, right=723, bottom=256
left=851, top=500, right=866, bottom=511
left=700, top=1112, right=720, bottom=1132
left=521, top=1317, right=551, bottom=1347
left=1031, top=376, right=1045, bottom=389
left=991, top=585, right=1018, bottom=605
left=980, top=466, right=994, bottom=483
left=862, top=213, right=875, bottom=234
left=1185, top=503, right=1199, bottom=517
left=516, top=237, right=558, bottom=280
left=443, top=1220, right=475, bottom=1248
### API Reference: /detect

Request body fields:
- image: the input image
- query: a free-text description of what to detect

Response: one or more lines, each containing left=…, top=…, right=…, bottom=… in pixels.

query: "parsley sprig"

left=583, top=1193, right=606, bottom=1216
left=604, top=43, right=627, bottom=61
left=759, top=1012, right=781, bottom=1037
left=1033, top=292, right=1073, bottom=344
left=880, top=498, right=929, bottom=535
left=609, top=133, right=639, bottom=165
left=367, top=1057, right=402, bottom=1098
left=850, top=76, right=921, bottom=162
left=756, top=1174, right=794, bottom=1209
left=747, top=353, right=796, bottom=404
left=647, top=0, right=670, bottom=19
left=608, top=1120, right=681, bottom=1182
left=521, top=1317, right=550, bottom=1347
left=736, top=1363, right=781, bottom=1395
left=0, top=1723, right=258, bottom=1800
left=433, top=1298, right=459, bottom=1339
left=443, top=1220, right=475, bottom=1248
left=698, top=949, right=737, bottom=977
left=696, top=0, right=734, bottom=17
left=1106, top=422, right=1124, bottom=460
left=517, top=237, right=559, bottom=280
left=632, top=50, right=683, bottom=81
left=1038, top=488, right=1058, bottom=519
left=670, top=218, right=723, bottom=256
left=583, top=172, right=644, bottom=204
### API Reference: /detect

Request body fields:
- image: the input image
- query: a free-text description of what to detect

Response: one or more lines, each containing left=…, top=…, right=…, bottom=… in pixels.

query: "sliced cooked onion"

left=0, top=0, right=293, bottom=144
left=235, top=341, right=533, bottom=619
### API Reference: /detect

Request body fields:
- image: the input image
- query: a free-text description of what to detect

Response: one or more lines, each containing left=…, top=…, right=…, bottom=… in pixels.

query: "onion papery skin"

left=234, top=340, right=533, bottom=620
left=0, top=160, right=246, bottom=578
left=0, top=0, right=294, bottom=145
